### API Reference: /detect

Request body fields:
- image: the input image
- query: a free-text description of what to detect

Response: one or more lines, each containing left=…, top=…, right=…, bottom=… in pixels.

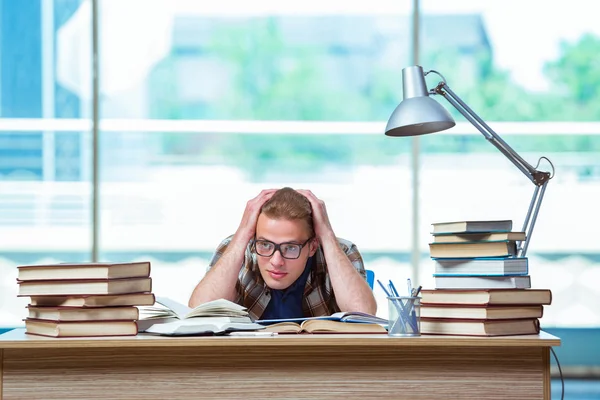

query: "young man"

left=188, top=187, right=377, bottom=320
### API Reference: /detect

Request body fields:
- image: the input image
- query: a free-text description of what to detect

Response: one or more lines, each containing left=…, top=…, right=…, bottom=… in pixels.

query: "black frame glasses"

left=252, top=237, right=314, bottom=260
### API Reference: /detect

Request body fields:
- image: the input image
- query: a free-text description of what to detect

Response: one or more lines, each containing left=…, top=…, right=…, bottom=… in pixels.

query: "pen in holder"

left=387, top=296, right=421, bottom=337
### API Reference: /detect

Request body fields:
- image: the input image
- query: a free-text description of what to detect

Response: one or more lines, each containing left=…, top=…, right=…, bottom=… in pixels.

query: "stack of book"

left=421, top=220, right=552, bottom=336
left=17, top=261, right=155, bottom=338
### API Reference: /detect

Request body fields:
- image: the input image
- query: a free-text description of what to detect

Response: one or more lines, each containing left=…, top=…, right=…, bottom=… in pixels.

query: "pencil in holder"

left=387, top=296, right=421, bottom=337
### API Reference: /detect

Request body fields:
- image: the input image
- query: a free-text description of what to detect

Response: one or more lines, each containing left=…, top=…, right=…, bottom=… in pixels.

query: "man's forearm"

left=188, top=235, right=248, bottom=308
left=320, top=235, right=377, bottom=314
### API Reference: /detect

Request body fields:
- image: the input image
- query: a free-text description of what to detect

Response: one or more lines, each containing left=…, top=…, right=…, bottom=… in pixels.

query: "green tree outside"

left=147, top=18, right=600, bottom=176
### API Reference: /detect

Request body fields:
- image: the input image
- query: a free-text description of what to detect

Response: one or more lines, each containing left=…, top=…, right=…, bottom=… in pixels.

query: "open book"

left=139, top=297, right=249, bottom=321
left=257, top=311, right=388, bottom=325
left=138, top=297, right=264, bottom=335
left=263, top=319, right=387, bottom=334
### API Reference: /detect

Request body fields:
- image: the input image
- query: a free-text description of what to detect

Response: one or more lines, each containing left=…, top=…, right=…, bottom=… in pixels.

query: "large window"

left=1, top=0, right=599, bottom=337
left=0, top=0, right=91, bottom=326
left=95, top=2, right=413, bottom=302
left=419, top=0, right=600, bottom=328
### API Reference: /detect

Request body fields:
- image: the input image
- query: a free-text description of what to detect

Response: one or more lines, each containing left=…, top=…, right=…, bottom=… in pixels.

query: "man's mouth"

left=268, top=270, right=287, bottom=280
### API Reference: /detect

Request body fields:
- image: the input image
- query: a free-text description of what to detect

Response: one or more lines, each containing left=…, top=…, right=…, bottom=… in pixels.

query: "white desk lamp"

left=385, top=65, right=555, bottom=257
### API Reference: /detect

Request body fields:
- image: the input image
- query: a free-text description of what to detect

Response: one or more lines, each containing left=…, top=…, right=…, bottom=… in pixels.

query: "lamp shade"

left=385, top=65, right=456, bottom=137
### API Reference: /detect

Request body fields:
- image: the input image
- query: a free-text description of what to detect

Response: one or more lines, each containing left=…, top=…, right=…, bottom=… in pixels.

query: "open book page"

left=263, top=322, right=303, bottom=333
left=138, top=297, right=255, bottom=333
left=139, top=297, right=249, bottom=321
left=257, top=311, right=387, bottom=325
left=263, top=320, right=387, bottom=334
left=183, top=298, right=247, bottom=318
left=143, top=318, right=265, bottom=336
left=328, top=311, right=388, bottom=324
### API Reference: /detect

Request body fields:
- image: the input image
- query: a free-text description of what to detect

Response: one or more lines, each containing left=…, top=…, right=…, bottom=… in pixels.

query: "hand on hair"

left=236, top=189, right=277, bottom=242
left=296, top=189, right=335, bottom=243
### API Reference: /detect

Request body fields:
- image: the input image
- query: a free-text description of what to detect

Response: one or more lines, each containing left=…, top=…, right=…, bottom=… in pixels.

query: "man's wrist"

left=232, top=227, right=254, bottom=245
left=319, top=231, right=339, bottom=249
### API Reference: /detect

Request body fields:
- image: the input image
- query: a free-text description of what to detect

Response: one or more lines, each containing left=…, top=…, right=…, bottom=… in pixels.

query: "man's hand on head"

left=296, top=189, right=336, bottom=243
left=235, top=189, right=277, bottom=243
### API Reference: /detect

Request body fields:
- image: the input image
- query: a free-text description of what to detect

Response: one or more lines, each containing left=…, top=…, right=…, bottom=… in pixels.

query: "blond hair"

left=260, top=187, right=314, bottom=238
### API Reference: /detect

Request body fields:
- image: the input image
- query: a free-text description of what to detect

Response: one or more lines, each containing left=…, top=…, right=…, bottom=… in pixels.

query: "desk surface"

left=1, top=329, right=560, bottom=399
left=0, top=328, right=560, bottom=349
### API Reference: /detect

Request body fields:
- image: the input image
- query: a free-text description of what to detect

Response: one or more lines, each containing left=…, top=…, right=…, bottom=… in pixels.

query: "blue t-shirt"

left=260, top=257, right=314, bottom=320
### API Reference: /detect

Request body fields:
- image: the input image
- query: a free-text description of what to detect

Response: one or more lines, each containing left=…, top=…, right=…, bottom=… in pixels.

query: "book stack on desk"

left=17, top=261, right=155, bottom=338
left=421, top=220, right=552, bottom=336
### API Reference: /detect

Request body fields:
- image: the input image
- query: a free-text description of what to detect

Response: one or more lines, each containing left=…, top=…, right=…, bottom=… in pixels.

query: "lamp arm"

left=433, top=82, right=555, bottom=258
left=436, top=82, right=552, bottom=186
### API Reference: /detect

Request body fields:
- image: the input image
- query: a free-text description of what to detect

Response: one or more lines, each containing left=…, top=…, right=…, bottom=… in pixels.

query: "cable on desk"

left=551, top=347, right=564, bottom=400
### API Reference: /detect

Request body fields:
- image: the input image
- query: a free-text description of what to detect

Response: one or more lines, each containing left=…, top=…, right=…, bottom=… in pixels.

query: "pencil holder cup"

left=387, top=296, right=421, bottom=337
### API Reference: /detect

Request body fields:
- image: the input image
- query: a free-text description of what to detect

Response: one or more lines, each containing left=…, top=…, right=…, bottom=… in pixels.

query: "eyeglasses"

left=252, top=237, right=313, bottom=260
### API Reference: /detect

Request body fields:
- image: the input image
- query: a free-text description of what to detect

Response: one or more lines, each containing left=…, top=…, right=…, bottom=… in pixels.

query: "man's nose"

left=270, top=249, right=285, bottom=267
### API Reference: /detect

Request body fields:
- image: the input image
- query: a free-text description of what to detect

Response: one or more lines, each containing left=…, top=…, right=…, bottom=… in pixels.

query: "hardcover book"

left=429, top=241, right=518, bottom=258
left=431, top=231, right=526, bottom=243
left=434, top=275, right=531, bottom=289
left=420, top=289, right=552, bottom=306
left=25, top=319, right=138, bottom=338
left=28, top=292, right=156, bottom=308
left=433, top=257, right=528, bottom=276
left=420, top=318, right=540, bottom=337
left=420, top=305, right=543, bottom=320
left=17, top=261, right=151, bottom=281
left=18, top=277, right=152, bottom=296
left=432, top=220, right=513, bottom=235
left=27, top=305, right=139, bottom=321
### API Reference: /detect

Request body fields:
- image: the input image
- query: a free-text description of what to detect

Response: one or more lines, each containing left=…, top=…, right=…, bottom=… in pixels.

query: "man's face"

left=255, top=213, right=316, bottom=290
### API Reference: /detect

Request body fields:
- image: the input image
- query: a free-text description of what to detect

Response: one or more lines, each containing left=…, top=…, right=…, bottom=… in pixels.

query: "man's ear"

left=308, top=238, right=318, bottom=257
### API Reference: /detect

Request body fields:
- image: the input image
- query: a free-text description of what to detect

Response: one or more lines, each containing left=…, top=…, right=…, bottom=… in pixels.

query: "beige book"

left=18, top=277, right=152, bottom=296
left=420, top=305, right=543, bottom=320
left=432, top=231, right=526, bottom=243
left=420, top=318, right=540, bottom=337
left=28, top=293, right=156, bottom=308
left=27, top=306, right=139, bottom=321
left=263, top=320, right=387, bottom=334
left=429, top=241, right=518, bottom=258
left=432, top=220, right=513, bottom=235
left=18, top=261, right=151, bottom=281
left=420, top=289, right=552, bottom=306
left=25, top=319, right=138, bottom=338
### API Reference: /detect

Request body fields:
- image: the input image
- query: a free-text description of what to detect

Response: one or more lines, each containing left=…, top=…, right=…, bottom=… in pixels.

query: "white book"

left=434, top=275, right=531, bottom=289
left=139, top=297, right=248, bottom=321
left=141, top=318, right=266, bottom=336
left=433, top=257, right=528, bottom=276
left=432, top=220, right=513, bottom=234
left=138, top=297, right=262, bottom=335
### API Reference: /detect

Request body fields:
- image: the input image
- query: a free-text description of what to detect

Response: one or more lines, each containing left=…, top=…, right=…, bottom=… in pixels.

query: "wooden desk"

left=0, top=329, right=560, bottom=399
